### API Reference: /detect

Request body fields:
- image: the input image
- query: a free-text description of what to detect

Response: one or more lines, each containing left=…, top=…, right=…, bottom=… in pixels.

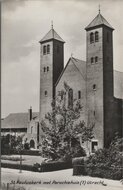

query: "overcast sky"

left=1, top=0, right=123, bottom=118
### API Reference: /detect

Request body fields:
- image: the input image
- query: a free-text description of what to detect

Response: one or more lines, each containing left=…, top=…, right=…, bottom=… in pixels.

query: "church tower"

left=39, top=24, right=65, bottom=121
left=85, top=11, right=114, bottom=151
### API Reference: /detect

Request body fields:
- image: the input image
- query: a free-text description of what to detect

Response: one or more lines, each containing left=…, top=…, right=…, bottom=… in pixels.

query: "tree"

left=1, top=134, right=23, bottom=154
left=40, top=82, right=94, bottom=161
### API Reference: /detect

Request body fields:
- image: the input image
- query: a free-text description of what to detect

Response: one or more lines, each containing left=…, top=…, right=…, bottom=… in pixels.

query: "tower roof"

left=40, top=28, right=65, bottom=43
left=85, top=13, right=114, bottom=30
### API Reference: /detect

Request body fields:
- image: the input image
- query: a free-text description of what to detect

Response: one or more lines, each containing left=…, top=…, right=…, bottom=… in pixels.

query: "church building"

left=39, top=11, right=123, bottom=154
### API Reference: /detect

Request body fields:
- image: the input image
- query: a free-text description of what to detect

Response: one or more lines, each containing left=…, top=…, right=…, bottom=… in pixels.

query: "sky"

left=1, top=0, right=123, bottom=118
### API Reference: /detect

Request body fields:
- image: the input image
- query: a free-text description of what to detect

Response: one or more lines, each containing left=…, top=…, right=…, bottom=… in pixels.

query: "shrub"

left=21, top=150, right=40, bottom=156
left=72, top=157, right=86, bottom=176
left=40, top=160, right=72, bottom=172
left=33, top=163, right=41, bottom=172
left=24, top=142, right=30, bottom=150
left=72, top=137, right=123, bottom=180
left=33, top=160, right=72, bottom=172
left=85, top=137, right=123, bottom=180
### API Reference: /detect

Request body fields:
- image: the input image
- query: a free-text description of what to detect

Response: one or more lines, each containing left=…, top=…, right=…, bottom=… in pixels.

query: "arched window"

left=47, top=66, right=49, bottom=72
left=95, top=56, right=98, bottom=63
left=43, top=67, right=46, bottom=72
left=44, top=90, right=47, bottom=96
left=90, top=32, right=94, bottom=43
left=91, top=57, right=94, bottom=64
left=47, top=45, right=50, bottom=54
left=93, top=84, right=96, bottom=91
left=68, top=88, right=73, bottom=108
left=78, top=91, right=81, bottom=99
left=43, top=46, right=46, bottom=54
left=95, top=31, right=99, bottom=42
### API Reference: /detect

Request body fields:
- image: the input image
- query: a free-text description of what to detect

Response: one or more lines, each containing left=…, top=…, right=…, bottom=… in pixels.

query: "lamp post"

left=18, top=136, right=23, bottom=173
left=19, top=150, right=22, bottom=173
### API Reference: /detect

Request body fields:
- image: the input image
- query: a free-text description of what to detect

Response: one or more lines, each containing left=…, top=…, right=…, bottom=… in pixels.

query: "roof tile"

left=1, top=112, right=39, bottom=129
left=40, top=28, right=65, bottom=43
left=85, top=13, right=114, bottom=30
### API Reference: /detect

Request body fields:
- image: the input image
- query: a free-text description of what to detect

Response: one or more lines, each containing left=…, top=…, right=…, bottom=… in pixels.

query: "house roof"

left=55, top=57, right=86, bottom=87
left=1, top=112, right=39, bottom=129
left=39, top=28, right=65, bottom=43
left=85, top=13, right=114, bottom=30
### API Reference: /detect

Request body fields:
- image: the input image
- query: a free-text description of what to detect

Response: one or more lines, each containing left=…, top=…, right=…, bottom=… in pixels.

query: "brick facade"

left=39, top=30, right=64, bottom=121
left=37, top=13, right=122, bottom=153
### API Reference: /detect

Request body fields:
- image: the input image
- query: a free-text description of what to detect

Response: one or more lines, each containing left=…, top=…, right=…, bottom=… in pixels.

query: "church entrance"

left=30, top=139, right=35, bottom=148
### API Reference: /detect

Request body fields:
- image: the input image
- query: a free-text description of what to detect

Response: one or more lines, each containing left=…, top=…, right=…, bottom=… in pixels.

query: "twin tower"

left=39, top=12, right=116, bottom=151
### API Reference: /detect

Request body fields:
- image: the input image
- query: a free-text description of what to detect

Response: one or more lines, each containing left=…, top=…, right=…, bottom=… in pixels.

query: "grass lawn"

left=1, top=155, right=45, bottom=165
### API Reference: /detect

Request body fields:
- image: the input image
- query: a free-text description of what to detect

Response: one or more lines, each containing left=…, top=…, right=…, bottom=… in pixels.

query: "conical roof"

left=85, top=13, right=114, bottom=30
left=40, top=28, right=65, bottom=43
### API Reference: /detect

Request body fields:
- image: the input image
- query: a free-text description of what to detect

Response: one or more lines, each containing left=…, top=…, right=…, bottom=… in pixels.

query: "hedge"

left=39, top=160, right=72, bottom=172
left=1, top=162, right=35, bottom=172
left=2, top=149, right=41, bottom=156
left=72, top=157, right=123, bottom=180
left=72, top=157, right=87, bottom=176
left=1, top=160, right=72, bottom=172
left=85, top=163, right=123, bottom=180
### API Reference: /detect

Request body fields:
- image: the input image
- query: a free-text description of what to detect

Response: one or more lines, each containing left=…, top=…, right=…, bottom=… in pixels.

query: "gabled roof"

left=1, top=112, right=39, bottom=129
left=85, top=13, right=114, bottom=30
left=71, top=57, right=86, bottom=80
left=39, top=28, right=65, bottom=43
left=55, top=57, right=86, bottom=87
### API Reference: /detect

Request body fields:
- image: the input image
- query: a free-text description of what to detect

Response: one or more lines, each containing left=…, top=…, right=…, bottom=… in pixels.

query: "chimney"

left=28, top=106, right=32, bottom=121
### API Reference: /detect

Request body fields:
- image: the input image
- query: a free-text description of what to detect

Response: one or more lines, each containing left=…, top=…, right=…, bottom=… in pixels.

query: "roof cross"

left=51, top=20, right=53, bottom=29
left=99, top=4, right=101, bottom=14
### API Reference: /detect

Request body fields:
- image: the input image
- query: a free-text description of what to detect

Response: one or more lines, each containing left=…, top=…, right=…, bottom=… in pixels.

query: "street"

left=1, top=168, right=123, bottom=190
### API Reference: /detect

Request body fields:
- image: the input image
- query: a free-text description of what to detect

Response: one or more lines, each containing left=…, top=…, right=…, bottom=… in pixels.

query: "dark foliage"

left=1, top=160, right=72, bottom=173
left=1, top=162, right=35, bottom=172
left=9, top=149, right=40, bottom=156
left=34, top=160, right=72, bottom=172
left=72, top=137, right=123, bottom=180
left=24, top=142, right=30, bottom=150
left=1, top=135, right=23, bottom=155
left=72, top=157, right=86, bottom=176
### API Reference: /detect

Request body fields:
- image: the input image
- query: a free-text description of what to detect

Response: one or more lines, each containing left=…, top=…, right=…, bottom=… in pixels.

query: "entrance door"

left=30, top=139, right=35, bottom=148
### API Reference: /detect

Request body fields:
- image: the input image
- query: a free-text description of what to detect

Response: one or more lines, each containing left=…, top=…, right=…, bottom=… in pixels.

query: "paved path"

left=1, top=168, right=123, bottom=190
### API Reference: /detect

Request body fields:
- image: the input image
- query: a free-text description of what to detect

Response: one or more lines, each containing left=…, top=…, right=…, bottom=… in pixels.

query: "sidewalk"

left=1, top=168, right=123, bottom=190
